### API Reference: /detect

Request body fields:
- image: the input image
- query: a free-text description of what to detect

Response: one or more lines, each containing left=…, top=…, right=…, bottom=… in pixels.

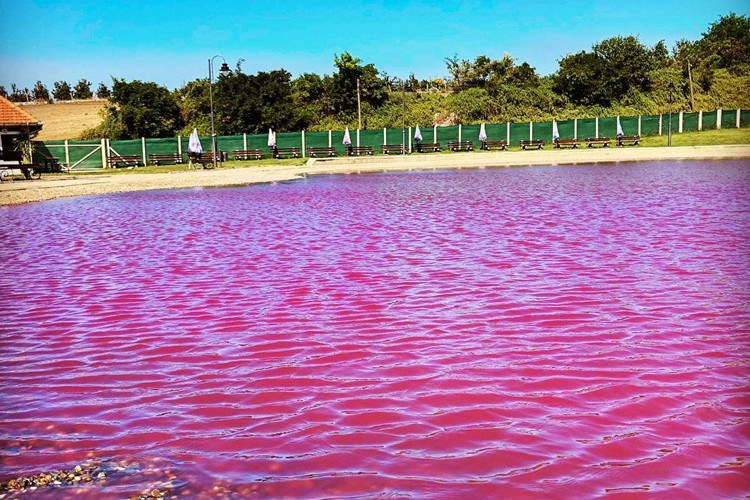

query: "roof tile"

left=0, top=95, right=42, bottom=125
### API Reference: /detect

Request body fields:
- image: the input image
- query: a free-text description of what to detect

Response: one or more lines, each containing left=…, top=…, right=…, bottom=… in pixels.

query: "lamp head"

left=219, top=62, right=231, bottom=77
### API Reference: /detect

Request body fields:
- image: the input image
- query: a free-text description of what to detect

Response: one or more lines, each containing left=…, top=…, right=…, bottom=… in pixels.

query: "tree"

left=0, top=86, right=7, bottom=98
left=214, top=69, right=301, bottom=134
left=330, top=52, right=387, bottom=121
left=33, top=81, right=51, bottom=102
left=554, top=36, right=655, bottom=106
left=96, top=82, right=111, bottom=99
left=73, top=79, right=93, bottom=100
left=52, top=81, right=72, bottom=101
left=695, top=13, right=750, bottom=72
left=94, top=78, right=183, bottom=138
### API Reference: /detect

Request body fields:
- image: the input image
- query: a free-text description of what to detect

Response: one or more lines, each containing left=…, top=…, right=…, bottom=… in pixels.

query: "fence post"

left=737, top=109, right=741, bottom=128
left=408, top=127, right=412, bottom=153
left=638, top=116, right=642, bottom=137
left=328, top=130, right=332, bottom=147
left=142, top=137, right=147, bottom=165
left=659, top=114, right=663, bottom=135
left=458, top=123, right=462, bottom=143
left=529, top=121, right=533, bottom=141
left=177, top=135, right=182, bottom=157
left=64, top=139, right=70, bottom=167
left=101, top=139, right=108, bottom=168
left=717, top=109, right=722, bottom=129
left=356, top=129, right=360, bottom=148
left=243, top=133, right=247, bottom=151
left=433, top=125, right=437, bottom=143
left=301, top=130, right=306, bottom=157
left=698, top=111, right=702, bottom=131
left=595, top=117, right=599, bottom=138
left=383, top=127, right=387, bottom=146
left=506, top=122, right=510, bottom=145
left=574, top=118, right=578, bottom=139
left=678, top=111, right=683, bottom=133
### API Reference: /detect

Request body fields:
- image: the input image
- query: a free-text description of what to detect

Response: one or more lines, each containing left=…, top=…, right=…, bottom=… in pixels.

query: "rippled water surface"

left=2, top=160, right=749, bottom=498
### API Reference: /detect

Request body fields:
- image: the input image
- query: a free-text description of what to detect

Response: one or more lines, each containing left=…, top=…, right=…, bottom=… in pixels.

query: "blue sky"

left=1, top=0, right=748, bottom=92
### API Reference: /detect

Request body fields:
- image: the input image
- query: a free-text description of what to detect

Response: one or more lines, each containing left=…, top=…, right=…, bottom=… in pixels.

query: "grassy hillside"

left=23, top=100, right=106, bottom=140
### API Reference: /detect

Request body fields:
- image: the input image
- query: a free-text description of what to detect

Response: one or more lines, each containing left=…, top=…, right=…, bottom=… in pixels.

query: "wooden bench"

left=149, top=153, right=183, bottom=165
left=233, top=149, right=264, bottom=160
left=307, top=146, right=336, bottom=158
left=108, top=155, right=143, bottom=168
left=271, top=147, right=300, bottom=159
left=0, top=152, right=40, bottom=181
left=554, top=138, right=579, bottom=149
left=347, top=146, right=373, bottom=156
left=448, top=140, right=474, bottom=151
left=35, top=156, right=66, bottom=172
left=381, top=144, right=405, bottom=154
left=520, top=140, right=544, bottom=150
left=617, top=135, right=640, bottom=147
left=586, top=137, right=611, bottom=148
left=415, top=142, right=441, bottom=153
left=480, top=140, right=508, bottom=151
left=188, top=152, right=223, bottom=169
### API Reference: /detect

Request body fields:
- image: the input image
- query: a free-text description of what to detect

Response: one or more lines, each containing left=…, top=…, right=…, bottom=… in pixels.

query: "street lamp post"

left=667, top=80, right=675, bottom=147
left=400, top=78, right=406, bottom=155
left=208, top=55, right=231, bottom=169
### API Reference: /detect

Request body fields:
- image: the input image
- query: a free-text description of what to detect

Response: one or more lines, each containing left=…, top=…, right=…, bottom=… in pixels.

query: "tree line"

left=7, top=13, right=748, bottom=140
left=1, top=79, right=111, bottom=103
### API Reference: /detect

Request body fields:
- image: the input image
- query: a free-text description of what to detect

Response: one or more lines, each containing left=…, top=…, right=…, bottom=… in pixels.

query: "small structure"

left=0, top=96, right=44, bottom=178
left=0, top=95, right=43, bottom=154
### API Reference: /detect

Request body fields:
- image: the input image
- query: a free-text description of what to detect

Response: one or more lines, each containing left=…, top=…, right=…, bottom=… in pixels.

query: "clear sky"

left=1, top=0, right=748, bottom=92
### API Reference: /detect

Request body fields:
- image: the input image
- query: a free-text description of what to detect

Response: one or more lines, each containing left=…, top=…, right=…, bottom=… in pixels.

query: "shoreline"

left=2, top=144, right=749, bottom=206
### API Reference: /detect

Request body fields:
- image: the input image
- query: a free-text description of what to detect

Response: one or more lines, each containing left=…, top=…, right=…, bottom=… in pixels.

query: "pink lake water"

left=1, top=160, right=749, bottom=498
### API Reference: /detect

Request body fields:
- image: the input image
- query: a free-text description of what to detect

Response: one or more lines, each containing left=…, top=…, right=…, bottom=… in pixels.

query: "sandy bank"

left=2, top=145, right=749, bottom=206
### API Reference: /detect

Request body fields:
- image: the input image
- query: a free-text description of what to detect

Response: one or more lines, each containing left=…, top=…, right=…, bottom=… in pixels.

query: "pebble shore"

left=1, top=145, right=748, bottom=206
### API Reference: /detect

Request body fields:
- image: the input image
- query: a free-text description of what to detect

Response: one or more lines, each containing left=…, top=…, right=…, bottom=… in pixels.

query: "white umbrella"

left=479, top=123, right=487, bottom=142
left=343, top=127, right=351, bottom=146
left=414, top=125, right=422, bottom=142
left=616, top=117, right=624, bottom=138
left=267, top=128, right=276, bottom=147
left=188, top=128, right=202, bottom=154
left=552, top=120, right=560, bottom=141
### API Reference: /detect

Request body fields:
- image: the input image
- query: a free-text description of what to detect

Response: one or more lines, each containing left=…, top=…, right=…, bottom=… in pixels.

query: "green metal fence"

left=31, top=109, right=748, bottom=169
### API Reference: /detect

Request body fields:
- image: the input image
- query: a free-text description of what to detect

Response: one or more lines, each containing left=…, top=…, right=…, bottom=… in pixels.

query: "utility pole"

left=687, top=61, right=695, bottom=111
left=357, top=78, right=362, bottom=130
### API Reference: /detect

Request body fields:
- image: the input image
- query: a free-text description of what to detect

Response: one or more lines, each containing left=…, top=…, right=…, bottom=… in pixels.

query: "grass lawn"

left=640, top=127, right=750, bottom=147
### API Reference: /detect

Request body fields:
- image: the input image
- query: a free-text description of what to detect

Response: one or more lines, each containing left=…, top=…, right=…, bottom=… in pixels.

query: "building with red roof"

left=0, top=95, right=43, bottom=156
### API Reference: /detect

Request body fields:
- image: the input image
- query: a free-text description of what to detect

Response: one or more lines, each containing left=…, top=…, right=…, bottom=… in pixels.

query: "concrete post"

left=678, top=111, right=683, bottom=133
left=243, top=133, right=247, bottom=150
left=102, top=139, right=108, bottom=168
left=301, top=130, right=306, bottom=157
left=328, top=130, right=332, bottom=147
left=64, top=139, right=70, bottom=167
left=458, top=124, right=462, bottom=143
left=506, top=122, right=511, bottom=145
left=595, top=117, right=599, bottom=138
left=142, top=137, right=147, bottom=165
left=698, top=110, right=703, bottom=131
left=638, top=116, right=642, bottom=137
left=737, top=109, right=741, bottom=128
left=357, top=129, right=360, bottom=148
left=659, top=115, right=663, bottom=135
left=177, top=135, right=182, bottom=157
left=717, top=109, right=722, bottom=129
left=574, top=118, right=578, bottom=139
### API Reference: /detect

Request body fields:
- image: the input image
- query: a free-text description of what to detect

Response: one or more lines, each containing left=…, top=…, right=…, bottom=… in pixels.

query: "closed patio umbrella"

left=479, top=123, right=487, bottom=142
left=414, top=125, right=422, bottom=142
left=616, top=117, right=624, bottom=138
left=188, top=128, right=203, bottom=154
left=343, top=127, right=351, bottom=146
left=267, top=128, right=276, bottom=147
left=552, top=120, right=559, bottom=141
